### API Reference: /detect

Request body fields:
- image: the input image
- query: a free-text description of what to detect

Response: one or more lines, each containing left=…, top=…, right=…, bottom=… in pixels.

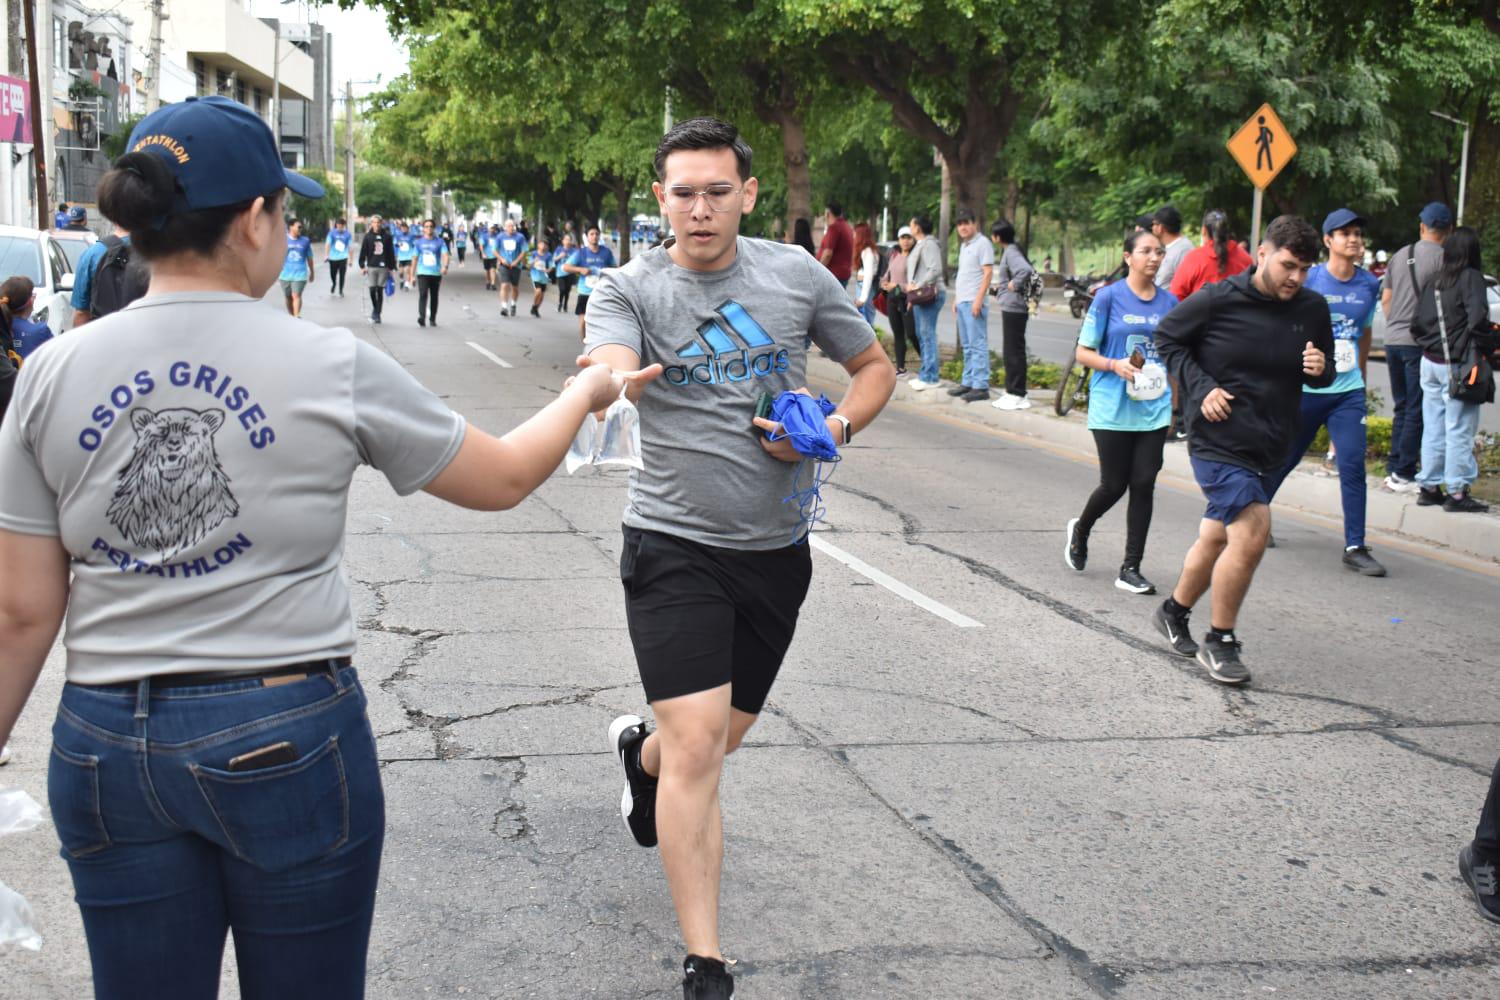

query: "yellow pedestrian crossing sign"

left=1227, top=104, right=1297, bottom=190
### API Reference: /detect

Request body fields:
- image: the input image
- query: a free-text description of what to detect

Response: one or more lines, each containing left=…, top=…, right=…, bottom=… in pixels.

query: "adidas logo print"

left=664, top=300, right=789, bottom=387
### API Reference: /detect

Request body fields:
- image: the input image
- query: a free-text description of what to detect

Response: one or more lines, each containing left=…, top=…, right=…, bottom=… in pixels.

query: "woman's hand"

left=1111, top=357, right=1138, bottom=382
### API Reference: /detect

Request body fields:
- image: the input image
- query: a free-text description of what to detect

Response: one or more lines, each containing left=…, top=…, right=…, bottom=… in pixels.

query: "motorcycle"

left=1061, top=275, right=1094, bottom=318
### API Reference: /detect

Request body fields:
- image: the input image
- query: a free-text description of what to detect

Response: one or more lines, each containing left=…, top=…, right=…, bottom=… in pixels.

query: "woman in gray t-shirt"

left=0, top=97, right=653, bottom=997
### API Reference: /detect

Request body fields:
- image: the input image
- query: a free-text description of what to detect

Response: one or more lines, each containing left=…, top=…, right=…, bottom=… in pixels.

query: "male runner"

left=325, top=217, right=352, bottom=296
left=495, top=218, right=529, bottom=317
left=584, top=116, right=896, bottom=1000
left=357, top=215, right=395, bottom=325
left=564, top=224, right=615, bottom=340
left=279, top=218, right=314, bottom=318
left=394, top=221, right=416, bottom=289
left=1152, top=215, right=1333, bottom=685
left=455, top=224, right=468, bottom=266
left=480, top=224, right=499, bottom=291
left=1264, top=208, right=1386, bottom=577
left=412, top=218, right=450, bottom=327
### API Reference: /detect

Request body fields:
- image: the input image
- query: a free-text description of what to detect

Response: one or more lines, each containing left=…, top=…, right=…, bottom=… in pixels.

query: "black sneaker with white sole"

left=1342, top=546, right=1386, bottom=577
left=1197, top=632, right=1251, bottom=685
left=608, top=715, right=658, bottom=848
left=683, top=955, right=735, bottom=999
left=1064, top=518, right=1088, bottom=571
left=1115, top=566, right=1156, bottom=595
left=1459, top=843, right=1500, bottom=924
left=1152, top=600, right=1198, bottom=657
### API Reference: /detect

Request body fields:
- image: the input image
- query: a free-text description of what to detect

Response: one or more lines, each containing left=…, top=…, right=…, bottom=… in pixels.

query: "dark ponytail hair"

left=1437, top=226, right=1483, bottom=291
left=1202, top=209, right=1230, bottom=273
left=0, top=275, right=34, bottom=340
left=97, top=151, right=283, bottom=260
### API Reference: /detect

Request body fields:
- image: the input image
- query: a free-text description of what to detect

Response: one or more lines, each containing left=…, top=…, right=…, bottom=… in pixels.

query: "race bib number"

left=334, top=240, right=347, bottom=253
left=579, top=271, right=594, bottom=294
left=422, top=251, right=439, bottom=268
left=288, top=249, right=304, bottom=263
left=1126, top=361, right=1168, bottom=401
left=1334, top=339, right=1357, bottom=373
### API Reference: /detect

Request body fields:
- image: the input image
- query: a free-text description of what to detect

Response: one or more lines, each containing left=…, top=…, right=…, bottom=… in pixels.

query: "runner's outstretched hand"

left=568, top=355, right=663, bottom=412
left=1302, top=341, right=1325, bottom=377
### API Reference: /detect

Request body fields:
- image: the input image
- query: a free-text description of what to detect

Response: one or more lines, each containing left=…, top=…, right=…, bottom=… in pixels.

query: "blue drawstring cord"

left=766, top=392, right=841, bottom=544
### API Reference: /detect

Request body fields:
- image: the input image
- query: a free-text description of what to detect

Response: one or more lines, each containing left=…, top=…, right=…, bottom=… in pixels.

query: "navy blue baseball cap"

left=1419, top=202, right=1454, bottom=228
left=126, top=95, right=324, bottom=213
left=1321, top=208, right=1365, bottom=235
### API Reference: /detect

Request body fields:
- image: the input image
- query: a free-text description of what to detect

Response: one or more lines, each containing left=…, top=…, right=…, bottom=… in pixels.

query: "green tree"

left=355, top=167, right=423, bottom=220
left=286, top=168, right=338, bottom=240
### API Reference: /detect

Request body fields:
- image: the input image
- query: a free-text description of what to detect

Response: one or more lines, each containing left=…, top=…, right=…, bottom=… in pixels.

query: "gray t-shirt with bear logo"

left=584, top=237, right=875, bottom=550
left=0, top=291, right=465, bottom=684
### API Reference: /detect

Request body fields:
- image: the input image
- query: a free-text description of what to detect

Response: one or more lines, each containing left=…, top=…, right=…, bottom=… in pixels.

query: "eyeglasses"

left=664, top=184, right=742, bottom=213
left=1134, top=248, right=1167, bottom=258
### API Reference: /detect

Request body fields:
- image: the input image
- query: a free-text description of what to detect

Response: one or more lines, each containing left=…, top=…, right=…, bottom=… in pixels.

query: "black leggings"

left=328, top=260, right=347, bottom=294
left=557, top=274, right=577, bottom=311
left=417, top=274, right=441, bottom=322
left=1077, top=427, right=1168, bottom=568
left=457, top=245, right=466, bottom=263
left=886, top=294, right=918, bottom=370
left=1001, top=310, right=1029, bottom=397
left=1478, top=757, right=1500, bottom=861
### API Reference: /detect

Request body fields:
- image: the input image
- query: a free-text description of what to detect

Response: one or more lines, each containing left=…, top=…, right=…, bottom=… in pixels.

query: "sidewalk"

left=809, top=354, right=1500, bottom=566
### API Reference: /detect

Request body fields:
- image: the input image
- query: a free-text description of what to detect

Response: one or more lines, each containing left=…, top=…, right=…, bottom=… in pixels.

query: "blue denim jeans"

left=1266, top=388, right=1369, bottom=548
left=955, top=300, right=991, bottom=389
left=911, top=290, right=945, bottom=383
left=1417, top=356, right=1481, bottom=491
left=858, top=297, right=876, bottom=326
left=48, top=664, right=384, bottom=1000
left=1384, top=344, right=1424, bottom=479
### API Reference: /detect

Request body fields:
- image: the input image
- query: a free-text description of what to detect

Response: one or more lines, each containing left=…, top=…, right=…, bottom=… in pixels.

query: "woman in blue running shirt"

left=529, top=239, right=552, bottom=317
left=412, top=218, right=450, bottom=328
left=279, top=218, right=314, bottom=317
left=1064, top=229, right=1178, bottom=595
left=554, top=233, right=576, bottom=313
left=395, top=223, right=416, bottom=290
left=324, top=217, right=352, bottom=296
left=455, top=224, right=468, bottom=266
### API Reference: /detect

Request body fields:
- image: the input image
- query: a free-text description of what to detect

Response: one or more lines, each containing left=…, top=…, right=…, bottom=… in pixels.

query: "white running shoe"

left=909, top=378, right=937, bottom=391
left=1383, top=473, right=1419, bottom=494
left=992, top=393, right=1021, bottom=410
left=1013, top=395, right=1032, bottom=409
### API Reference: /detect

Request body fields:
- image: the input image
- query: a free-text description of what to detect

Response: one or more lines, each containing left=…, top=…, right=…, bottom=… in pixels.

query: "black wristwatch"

left=829, top=414, right=852, bottom=445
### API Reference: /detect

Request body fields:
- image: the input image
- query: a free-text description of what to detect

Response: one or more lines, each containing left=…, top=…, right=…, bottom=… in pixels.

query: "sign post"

left=1226, top=103, right=1296, bottom=247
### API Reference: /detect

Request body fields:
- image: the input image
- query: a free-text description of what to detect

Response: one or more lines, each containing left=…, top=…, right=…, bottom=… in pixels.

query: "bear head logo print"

left=106, top=407, right=240, bottom=560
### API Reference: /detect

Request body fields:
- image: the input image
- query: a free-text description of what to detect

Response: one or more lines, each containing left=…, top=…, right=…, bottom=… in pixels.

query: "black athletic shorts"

left=501, top=264, right=521, bottom=286
left=481, top=256, right=496, bottom=270
left=620, top=526, right=813, bottom=713
left=575, top=293, right=590, bottom=316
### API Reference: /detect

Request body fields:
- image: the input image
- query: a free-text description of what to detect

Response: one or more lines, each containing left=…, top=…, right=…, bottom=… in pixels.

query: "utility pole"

left=145, top=0, right=166, bottom=113
left=270, top=19, right=281, bottom=154
left=23, top=0, right=49, bottom=229
left=423, top=181, right=433, bottom=219
left=343, top=79, right=355, bottom=228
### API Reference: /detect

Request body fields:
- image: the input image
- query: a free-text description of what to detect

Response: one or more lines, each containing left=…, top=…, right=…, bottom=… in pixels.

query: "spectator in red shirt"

left=1170, top=209, right=1253, bottom=300
left=818, top=200, right=855, bottom=285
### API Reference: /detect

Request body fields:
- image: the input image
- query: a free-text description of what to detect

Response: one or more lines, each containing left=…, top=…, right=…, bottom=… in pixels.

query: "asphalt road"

left=4, top=259, right=1498, bottom=998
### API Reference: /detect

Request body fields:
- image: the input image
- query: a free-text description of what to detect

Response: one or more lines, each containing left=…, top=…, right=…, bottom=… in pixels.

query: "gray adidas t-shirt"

left=0, top=291, right=465, bottom=684
left=584, top=237, right=875, bottom=550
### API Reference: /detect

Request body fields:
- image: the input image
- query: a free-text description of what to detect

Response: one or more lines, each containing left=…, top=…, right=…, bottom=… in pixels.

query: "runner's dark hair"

left=1123, top=229, right=1160, bottom=257
left=1436, top=226, right=1483, bottom=291
left=0, top=276, right=35, bottom=332
left=993, top=220, right=1016, bottom=243
left=911, top=213, right=933, bottom=235
left=97, top=151, right=283, bottom=260
left=1261, top=215, right=1321, bottom=263
left=1154, top=205, right=1182, bottom=235
left=654, top=117, right=753, bottom=181
left=1202, top=209, right=1231, bottom=272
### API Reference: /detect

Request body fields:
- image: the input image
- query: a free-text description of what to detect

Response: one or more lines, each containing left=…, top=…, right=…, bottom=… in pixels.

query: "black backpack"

left=90, top=236, right=150, bottom=318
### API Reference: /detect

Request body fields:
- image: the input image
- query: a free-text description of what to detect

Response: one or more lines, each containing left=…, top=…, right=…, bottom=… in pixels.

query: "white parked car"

left=0, top=224, right=76, bottom=333
left=1370, top=274, right=1500, bottom=357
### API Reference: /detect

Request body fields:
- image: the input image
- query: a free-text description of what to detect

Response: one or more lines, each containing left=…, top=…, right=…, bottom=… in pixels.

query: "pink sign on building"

left=0, top=74, right=32, bottom=144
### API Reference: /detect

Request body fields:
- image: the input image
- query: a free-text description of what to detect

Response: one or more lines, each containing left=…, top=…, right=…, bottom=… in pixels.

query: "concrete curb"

left=809, top=355, right=1500, bottom=566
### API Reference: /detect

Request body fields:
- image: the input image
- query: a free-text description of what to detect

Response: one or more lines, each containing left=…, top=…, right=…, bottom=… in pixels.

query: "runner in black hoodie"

left=1151, top=215, right=1334, bottom=685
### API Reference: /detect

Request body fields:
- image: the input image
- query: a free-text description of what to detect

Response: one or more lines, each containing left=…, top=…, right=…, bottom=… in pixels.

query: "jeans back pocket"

left=191, top=736, right=350, bottom=873
left=48, top=743, right=112, bottom=858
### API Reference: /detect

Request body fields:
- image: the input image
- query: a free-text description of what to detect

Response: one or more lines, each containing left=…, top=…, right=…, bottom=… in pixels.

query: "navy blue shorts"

left=1190, top=455, right=1270, bottom=525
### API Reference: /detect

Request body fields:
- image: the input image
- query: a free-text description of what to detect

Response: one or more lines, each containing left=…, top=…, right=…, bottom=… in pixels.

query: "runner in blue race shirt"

left=395, top=222, right=416, bottom=290
left=480, top=224, right=499, bottom=290
left=324, top=217, right=352, bottom=297
left=564, top=224, right=616, bottom=339
left=53, top=203, right=69, bottom=230
left=412, top=218, right=450, bottom=328
left=1064, top=230, right=1178, bottom=596
left=279, top=218, right=314, bottom=317
left=1263, top=208, right=1386, bottom=577
left=455, top=224, right=468, bottom=267
left=528, top=239, right=552, bottom=317
left=554, top=232, right=577, bottom=313
left=495, top=219, right=529, bottom=317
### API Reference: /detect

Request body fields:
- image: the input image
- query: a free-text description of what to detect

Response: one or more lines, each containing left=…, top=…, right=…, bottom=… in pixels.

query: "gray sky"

left=246, top=0, right=410, bottom=100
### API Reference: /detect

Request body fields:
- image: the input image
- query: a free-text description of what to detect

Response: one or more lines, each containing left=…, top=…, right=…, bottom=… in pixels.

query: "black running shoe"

left=960, top=388, right=991, bottom=403
left=1342, top=546, right=1386, bottom=577
left=1064, top=517, right=1087, bottom=571
left=1444, top=491, right=1490, bottom=513
left=1459, top=843, right=1500, bottom=924
left=1115, top=566, right=1155, bottom=595
left=946, top=384, right=970, bottom=396
left=1197, top=632, right=1250, bottom=685
left=682, top=955, right=735, bottom=999
left=608, top=715, right=658, bottom=847
left=1417, top=486, right=1446, bottom=506
left=417, top=316, right=426, bottom=327
left=1153, top=600, right=1198, bottom=657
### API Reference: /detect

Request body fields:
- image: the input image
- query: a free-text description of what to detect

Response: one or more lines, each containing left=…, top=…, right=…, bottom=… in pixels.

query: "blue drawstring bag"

left=384, top=274, right=396, bottom=297
left=765, top=392, right=841, bottom=543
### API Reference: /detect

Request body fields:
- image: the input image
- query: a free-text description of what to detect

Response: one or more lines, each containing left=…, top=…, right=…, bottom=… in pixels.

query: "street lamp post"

left=1430, top=110, right=1470, bottom=226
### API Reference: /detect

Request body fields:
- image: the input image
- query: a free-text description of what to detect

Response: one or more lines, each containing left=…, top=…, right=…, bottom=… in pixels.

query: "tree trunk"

left=613, top=178, right=632, bottom=266
left=778, top=109, right=812, bottom=238
left=951, top=155, right=991, bottom=235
